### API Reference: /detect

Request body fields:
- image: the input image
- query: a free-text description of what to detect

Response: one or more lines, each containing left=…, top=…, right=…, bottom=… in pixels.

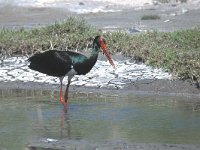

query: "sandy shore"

left=0, top=2, right=200, bottom=31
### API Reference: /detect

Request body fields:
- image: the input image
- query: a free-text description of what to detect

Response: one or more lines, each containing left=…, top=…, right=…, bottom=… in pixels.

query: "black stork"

left=28, top=36, right=115, bottom=108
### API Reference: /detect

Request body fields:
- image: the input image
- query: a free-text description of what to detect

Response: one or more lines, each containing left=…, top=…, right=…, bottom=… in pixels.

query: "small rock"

left=79, top=2, right=84, bottom=5
left=43, top=138, right=58, bottom=143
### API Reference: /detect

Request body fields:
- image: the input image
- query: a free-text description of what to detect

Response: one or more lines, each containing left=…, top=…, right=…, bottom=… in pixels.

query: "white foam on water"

left=0, top=0, right=153, bottom=7
left=1, top=0, right=200, bottom=14
left=0, top=0, right=153, bottom=14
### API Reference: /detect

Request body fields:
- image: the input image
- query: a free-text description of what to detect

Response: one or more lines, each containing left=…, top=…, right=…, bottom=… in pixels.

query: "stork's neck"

left=87, top=42, right=100, bottom=61
left=91, top=43, right=100, bottom=56
left=85, top=43, right=100, bottom=71
left=87, top=43, right=100, bottom=65
left=75, top=44, right=100, bottom=75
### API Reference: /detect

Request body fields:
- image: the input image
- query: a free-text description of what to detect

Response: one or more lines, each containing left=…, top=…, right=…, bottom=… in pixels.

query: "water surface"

left=0, top=89, right=200, bottom=149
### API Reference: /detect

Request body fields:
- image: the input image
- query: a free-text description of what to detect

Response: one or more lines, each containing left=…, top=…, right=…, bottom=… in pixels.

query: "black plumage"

left=28, top=50, right=72, bottom=77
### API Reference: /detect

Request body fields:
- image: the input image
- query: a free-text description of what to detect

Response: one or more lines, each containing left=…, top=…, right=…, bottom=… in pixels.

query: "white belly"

left=66, top=68, right=77, bottom=80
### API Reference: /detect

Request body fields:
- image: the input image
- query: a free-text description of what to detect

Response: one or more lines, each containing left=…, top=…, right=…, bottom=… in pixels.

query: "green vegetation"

left=106, top=30, right=200, bottom=83
left=157, top=0, right=187, bottom=3
left=0, top=17, right=199, bottom=84
left=0, top=17, right=100, bottom=56
left=141, top=15, right=160, bottom=20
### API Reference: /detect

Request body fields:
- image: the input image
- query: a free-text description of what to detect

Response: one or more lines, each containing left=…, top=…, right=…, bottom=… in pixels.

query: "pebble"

left=0, top=57, right=171, bottom=88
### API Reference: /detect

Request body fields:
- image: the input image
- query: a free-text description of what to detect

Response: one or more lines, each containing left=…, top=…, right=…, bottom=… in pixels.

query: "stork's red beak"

left=99, top=38, right=115, bottom=69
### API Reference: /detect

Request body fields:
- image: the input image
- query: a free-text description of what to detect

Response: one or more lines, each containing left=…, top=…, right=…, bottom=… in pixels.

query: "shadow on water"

left=0, top=89, right=200, bottom=150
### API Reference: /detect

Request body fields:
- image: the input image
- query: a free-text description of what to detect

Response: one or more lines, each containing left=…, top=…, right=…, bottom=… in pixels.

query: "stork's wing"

left=28, top=50, right=72, bottom=77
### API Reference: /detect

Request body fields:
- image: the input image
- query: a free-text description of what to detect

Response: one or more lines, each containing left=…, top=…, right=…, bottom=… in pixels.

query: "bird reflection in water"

left=59, top=108, right=71, bottom=139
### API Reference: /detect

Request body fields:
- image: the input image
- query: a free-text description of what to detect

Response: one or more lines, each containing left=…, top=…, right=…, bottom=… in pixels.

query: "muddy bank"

left=0, top=78, right=199, bottom=98
left=0, top=55, right=199, bottom=97
left=27, top=139, right=200, bottom=150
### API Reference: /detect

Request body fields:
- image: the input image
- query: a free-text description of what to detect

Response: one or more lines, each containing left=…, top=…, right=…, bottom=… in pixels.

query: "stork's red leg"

left=59, top=78, right=67, bottom=108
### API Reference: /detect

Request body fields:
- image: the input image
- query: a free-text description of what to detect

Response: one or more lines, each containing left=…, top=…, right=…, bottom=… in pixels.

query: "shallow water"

left=0, top=89, right=200, bottom=149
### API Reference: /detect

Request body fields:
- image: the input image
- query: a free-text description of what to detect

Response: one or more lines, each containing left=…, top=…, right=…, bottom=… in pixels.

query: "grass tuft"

left=0, top=17, right=100, bottom=56
left=106, top=29, right=200, bottom=84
